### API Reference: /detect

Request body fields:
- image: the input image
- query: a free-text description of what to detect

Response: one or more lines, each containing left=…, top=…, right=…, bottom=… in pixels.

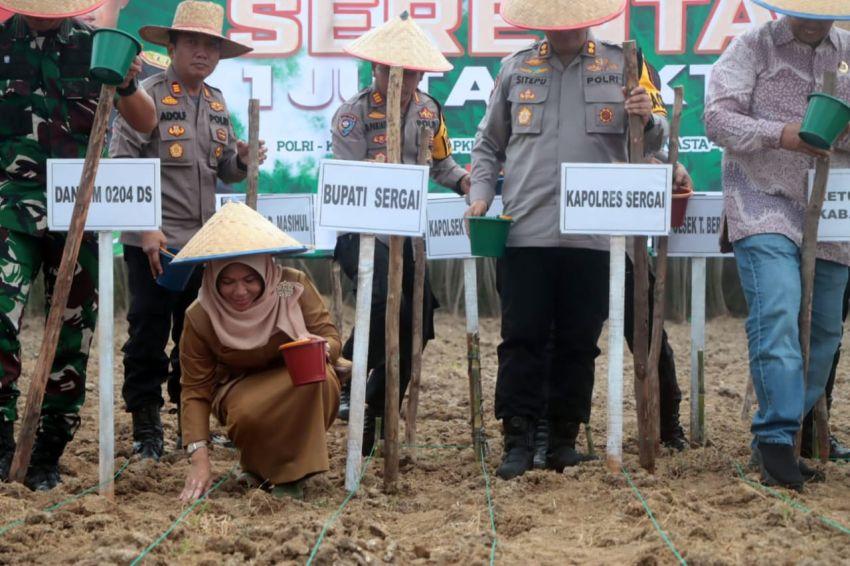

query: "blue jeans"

left=734, top=234, right=848, bottom=446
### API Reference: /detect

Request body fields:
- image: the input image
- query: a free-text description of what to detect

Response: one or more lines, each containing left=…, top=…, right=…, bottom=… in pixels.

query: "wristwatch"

left=186, top=440, right=208, bottom=456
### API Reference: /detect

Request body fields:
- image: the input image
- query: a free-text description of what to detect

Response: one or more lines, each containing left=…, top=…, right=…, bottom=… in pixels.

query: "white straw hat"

left=751, top=0, right=850, bottom=20
left=344, top=11, right=453, bottom=72
left=172, top=202, right=307, bottom=265
left=500, top=0, right=627, bottom=31
left=139, top=1, right=252, bottom=59
left=0, top=0, right=106, bottom=18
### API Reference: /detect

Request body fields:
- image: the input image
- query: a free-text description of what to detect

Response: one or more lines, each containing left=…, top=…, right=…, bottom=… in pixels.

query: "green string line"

left=479, top=447, right=498, bottom=566
left=0, top=458, right=132, bottom=538
left=621, top=467, right=687, bottom=565
left=306, top=446, right=376, bottom=566
left=129, top=465, right=237, bottom=566
left=733, top=462, right=850, bottom=536
left=402, top=443, right=471, bottom=450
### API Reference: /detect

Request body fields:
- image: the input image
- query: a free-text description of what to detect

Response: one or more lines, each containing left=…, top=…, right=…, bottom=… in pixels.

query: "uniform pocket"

left=158, top=123, right=194, bottom=167
left=508, top=83, right=548, bottom=135
left=585, top=103, right=626, bottom=135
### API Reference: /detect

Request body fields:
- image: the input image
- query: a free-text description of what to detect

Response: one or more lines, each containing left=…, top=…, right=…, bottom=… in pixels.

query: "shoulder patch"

left=161, top=95, right=179, bottom=106
left=337, top=113, right=358, bottom=137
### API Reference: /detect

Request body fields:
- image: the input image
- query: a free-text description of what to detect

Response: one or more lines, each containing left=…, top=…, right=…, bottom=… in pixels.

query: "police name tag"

left=809, top=169, right=850, bottom=242
left=47, top=159, right=161, bottom=231
left=426, top=195, right=504, bottom=260
left=317, top=159, right=428, bottom=237
left=668, top=192, right=731, bottom=257
left=560, top=163, right=672, bottom=236
left=216, top=193, right=319, bottom=247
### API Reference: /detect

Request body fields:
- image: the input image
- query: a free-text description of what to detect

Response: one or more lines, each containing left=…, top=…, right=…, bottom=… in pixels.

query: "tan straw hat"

left=500, top=0, right=627, bottom=30
left=0, top=0, right=106, bottom=18
left=171, top=202, right=307, bottom=265
left=344, top=11, right=453, bottom=72
left=751, top=0, right=850, bottom=20
left=139, top=0, right=252, bottom=59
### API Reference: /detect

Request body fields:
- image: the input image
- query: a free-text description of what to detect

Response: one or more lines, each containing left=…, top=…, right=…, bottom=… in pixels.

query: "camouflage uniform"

left=0, top=15, right=102, bottom=441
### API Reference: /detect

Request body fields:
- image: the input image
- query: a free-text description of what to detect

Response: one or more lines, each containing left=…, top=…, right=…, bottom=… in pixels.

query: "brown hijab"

left=198, top=254, right=310, bottom=350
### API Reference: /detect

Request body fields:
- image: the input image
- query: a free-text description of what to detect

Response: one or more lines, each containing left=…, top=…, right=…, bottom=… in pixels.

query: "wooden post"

left=690, top=257, right=707, bottom=445
left=798, top=72, right=835, bottom=462
left=9, top=85, right=117, bottom=483
left=331, top=261, right=345, bottom=337
left=383, top=66, right=404, bottom=492
left=623, top=41, right=654, bottom=472
left=404, top=127, right=433, bottom=455
left=464, top=258, right=486, bottom=459
left=246, top=99, right=260, bottom=210
left=97, top=231, right=115, bottom=499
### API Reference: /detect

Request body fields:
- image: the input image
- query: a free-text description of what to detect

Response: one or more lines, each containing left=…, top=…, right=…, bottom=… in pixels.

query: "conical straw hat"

left=0, top=0, right=106, bottom=18
left=344, top=11, right=453, bottom=72
left=500, top=0, right=627, bottom=30
left=139, top=1, right=252, bottom=59
left=751, top=0, right=850, bottom=20
left=172, top=202, right=307, bottom=265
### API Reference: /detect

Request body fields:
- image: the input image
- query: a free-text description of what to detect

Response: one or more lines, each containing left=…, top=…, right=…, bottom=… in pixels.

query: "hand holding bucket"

left=799, top=92, right=850, bottom=150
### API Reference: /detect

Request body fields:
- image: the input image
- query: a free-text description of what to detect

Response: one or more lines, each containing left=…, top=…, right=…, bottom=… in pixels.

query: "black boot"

left=829, top=435, right=850, bottom=460
left=757, top=442, right=804, bottom=492
left=0, top=420, right=14, bottom=481
left=24, top=430, right=68, bottom=491
left=532, top=418, right=548, bottom=470
left=361, top=405, right=381, bottom=457
left=132, top=405, right=164, bottom=461
left=660, top=401, right=688, bottom=451
left=545, top=419, right=584, bottom=472
left=339, top=382, right=351, bottom=423
left=496, top=416, right=534, bottom=480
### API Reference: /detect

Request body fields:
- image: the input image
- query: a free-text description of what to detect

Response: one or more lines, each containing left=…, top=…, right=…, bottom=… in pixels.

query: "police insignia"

left=214, top=145, right=223, bottom=158
left=419, top=107, right=436, bottom=120
left=525, top=57, right=544, bottom=66
left=167, top=125, right=185, bottom=137
left=371, top=91, right=384, bottom=105
left=586, top=41, right=596, bottom=56
left=517, top=106, right=533, bottom=126
left=169, top=142, right=184, bottom=158
left=519, top=88, right=536, bottom=101
left=841, top=61, right=849, bottom=74
left=372, top=134, right=387, bottom=145
left=372, top=152, right=387, bottom=163
left=171, top=82, right=182, bottom=96
left=216, top=128, right=227, bottom=142
left=210, top=101, right=225, bottom=112
left=338, top=114, right=358, bottom=137
left=587, top=58, right=619, bottom=73
left=368, top=110, right=386, bottom=119
left=598, top=107, right=615, bottom=124
left=161, top=95, right=179, bottom=106
left=538, top=41, right=550, bottom=57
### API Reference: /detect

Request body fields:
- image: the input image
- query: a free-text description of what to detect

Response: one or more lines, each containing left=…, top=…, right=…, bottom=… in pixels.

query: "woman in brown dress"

left=172, top=203, right=340, bottom=501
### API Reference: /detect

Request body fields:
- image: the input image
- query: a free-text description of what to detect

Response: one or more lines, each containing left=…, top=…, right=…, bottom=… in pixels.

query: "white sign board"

left=217, top=193, right=318, bottom=247
left=317, top=159, right=428, bottom=237
left=47, top=158, right=161, bottom=231
left=560, top=163, right=672, bottom=236
left=809, top=169, right=850, bottom=242
left=668, top=192, right=731, bottom=257
left=426, top=195, right=504, bottom=260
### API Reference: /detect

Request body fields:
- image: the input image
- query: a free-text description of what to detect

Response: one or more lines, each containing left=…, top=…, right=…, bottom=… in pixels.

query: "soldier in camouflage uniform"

left=0, top=0, right=157, bottom=490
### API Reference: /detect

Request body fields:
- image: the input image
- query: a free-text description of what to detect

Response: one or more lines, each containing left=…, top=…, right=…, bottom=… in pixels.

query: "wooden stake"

left=246, top=99, right=260, bottom=210
left=798, top=72, right=835, bottom=462
left=383, top=66, right=404, bottom=492
left=9, top=85, right=117, bottom=483
left=404, top=127, right=433, bottom=456
left=331, top=261, right=344, bottom=337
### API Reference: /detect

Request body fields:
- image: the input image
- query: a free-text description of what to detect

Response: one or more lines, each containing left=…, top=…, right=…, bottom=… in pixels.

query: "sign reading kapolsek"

left=560, top=164, right=672, bottom=236
left=47, top=159, right=161, bottom=231
left=426, top=195, right=503, bottom=260
left=317, top=159, right=428, bottom=237
left=809, top=169, right=850, bottom=242
left=668, top=192, right=731, bottom=257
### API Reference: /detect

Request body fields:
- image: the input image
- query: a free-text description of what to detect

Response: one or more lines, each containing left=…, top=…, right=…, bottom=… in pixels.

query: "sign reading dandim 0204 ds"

left=560, top=163, right=672, bottom=236
left=317, top=159, right=428, bottom=237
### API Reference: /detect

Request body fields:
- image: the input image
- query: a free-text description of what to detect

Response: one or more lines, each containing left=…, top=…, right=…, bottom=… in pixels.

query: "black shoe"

left=798, top=459, right=826, bottom=483
left=361, top=405, right=381, bottom=457
left=132, top=405, right=164, bottom=461
left=496, top=416, right=534, bottom=481
left=757, top=442, right=804, bottom=492
left=545, top=419, right=585, bottom=472
left=24, top=430, right=68, bottom=492
left=660, top=401, right=688, bottom=451
left=532, top=419, right=548, bottom=470
left=0, top=420, right=14, bottom=481
left=829, top=435, right=850, bottom=460
left=339, top=383, right=351, bottom=423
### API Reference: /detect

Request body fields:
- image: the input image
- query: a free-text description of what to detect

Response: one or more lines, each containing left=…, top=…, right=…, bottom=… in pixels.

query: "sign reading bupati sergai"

left=809, top=169, right=850, bottom=242
left=317, top=159, right=428, bottom=237
left=426, top=195, right=504, bottom=260
left=668, top=192, right=731, bottom=257
left=47, top=159, right=161, bottom=231
left=560, top=164, right=672, bottom=236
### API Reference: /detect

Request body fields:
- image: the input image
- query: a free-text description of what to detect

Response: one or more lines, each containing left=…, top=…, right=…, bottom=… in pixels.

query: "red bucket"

left=671, top=187, right=694, bottom=229
left=280, top=338, right=327, bottom=386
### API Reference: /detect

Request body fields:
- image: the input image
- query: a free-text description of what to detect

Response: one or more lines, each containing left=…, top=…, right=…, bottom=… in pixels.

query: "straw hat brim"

left=139, top=25, right=252, bottom=59
left=343, top=14, right=453, bottom=73
left=170, top=246, right=308, bottom=265
left=750, top=0, right=850, bottom=20
left=344, top=47, right=453, bottom=73
left=500, top=0, right=628, bottom=31
left=0, top=0, right=106, bottom=18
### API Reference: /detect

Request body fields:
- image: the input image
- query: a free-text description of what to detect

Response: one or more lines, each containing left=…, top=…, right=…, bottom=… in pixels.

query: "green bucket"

left=469, top=216, right=513, bottom=258
left=90, top=28, right=142, bottom=86
left=799, top=92, right=850, bottom=150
